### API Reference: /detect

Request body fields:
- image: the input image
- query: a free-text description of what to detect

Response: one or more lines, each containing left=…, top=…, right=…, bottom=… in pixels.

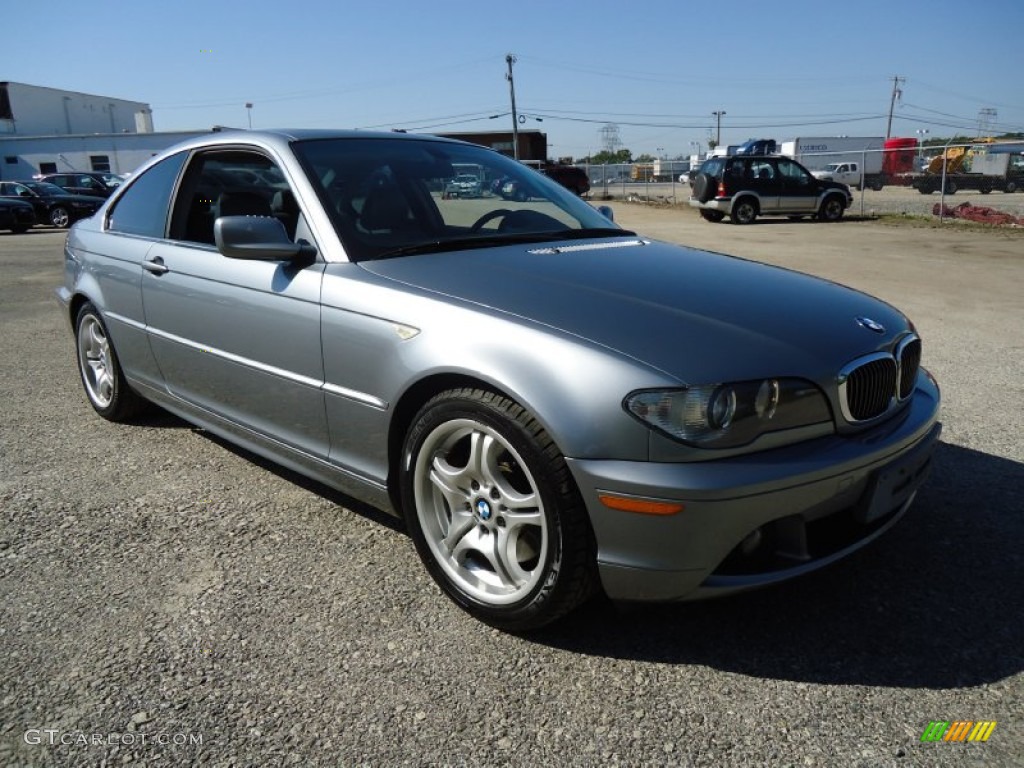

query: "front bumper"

left=567, top=372, right=941, bottom=602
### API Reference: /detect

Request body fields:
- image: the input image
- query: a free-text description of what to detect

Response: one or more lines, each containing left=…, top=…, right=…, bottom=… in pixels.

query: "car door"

left=746, top=159, right=779, bottom=214
left=776, top=157, right=819, bottom=214
left=140, top=147, right=330, bottom=459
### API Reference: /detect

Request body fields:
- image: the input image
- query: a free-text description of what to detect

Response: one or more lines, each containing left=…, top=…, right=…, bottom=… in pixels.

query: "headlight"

left=625, top=378, right=832, bottom=448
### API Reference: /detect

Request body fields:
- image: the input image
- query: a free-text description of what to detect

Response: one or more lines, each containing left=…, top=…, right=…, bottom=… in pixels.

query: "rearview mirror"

left=214, top=216, right=316, bottom=261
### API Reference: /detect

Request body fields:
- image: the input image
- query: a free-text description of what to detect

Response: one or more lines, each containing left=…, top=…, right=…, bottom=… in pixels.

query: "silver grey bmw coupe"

left=57, top=130, right=940, bottom=630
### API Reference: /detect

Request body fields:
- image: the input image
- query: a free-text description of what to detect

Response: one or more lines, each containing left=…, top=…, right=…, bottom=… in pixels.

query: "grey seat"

left=358, top=184, right=415, bottom=233
left=216, top=191, right=272, bottom=218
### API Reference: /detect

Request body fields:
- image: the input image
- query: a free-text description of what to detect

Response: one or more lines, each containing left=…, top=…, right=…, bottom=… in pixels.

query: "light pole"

left=915, top=129, right=929, bottom=164
left=505, top=54, right=519, bottom=160
left=712, top=110, right=726, bottom=146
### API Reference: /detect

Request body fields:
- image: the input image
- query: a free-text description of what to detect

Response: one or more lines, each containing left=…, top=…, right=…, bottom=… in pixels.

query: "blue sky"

left=7, top=0, right=1023, bottom=159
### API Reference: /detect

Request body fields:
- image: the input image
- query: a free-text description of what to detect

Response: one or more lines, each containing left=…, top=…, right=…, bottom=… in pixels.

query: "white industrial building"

left=0, top=81, right=212, bottom=179
left=0, top=81, right=153, bottom=136
left=0, top=131, right=211, bottom=179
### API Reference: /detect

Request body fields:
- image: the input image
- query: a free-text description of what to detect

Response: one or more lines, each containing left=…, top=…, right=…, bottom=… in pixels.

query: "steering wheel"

left=470, top=209, right=512, bottom=232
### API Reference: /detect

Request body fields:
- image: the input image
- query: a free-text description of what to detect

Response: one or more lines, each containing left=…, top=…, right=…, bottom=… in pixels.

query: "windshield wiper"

left=374, top=228, right=637, bottom=260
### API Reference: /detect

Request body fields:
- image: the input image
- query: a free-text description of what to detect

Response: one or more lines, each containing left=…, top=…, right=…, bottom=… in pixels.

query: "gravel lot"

left=1, top=216, right=1021, bottom=767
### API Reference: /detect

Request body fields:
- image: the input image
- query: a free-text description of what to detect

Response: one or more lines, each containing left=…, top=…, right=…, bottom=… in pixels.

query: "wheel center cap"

left=474, top=498, right=492, bottom=521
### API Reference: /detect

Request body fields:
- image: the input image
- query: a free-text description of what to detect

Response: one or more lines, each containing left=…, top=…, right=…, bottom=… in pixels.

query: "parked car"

left=689, top=155, right=853, bottom=224
left=57, top=129, right=940, bottom=630
left=442, top=174, right=482, bottom=199
left=0, top=181, right=103, bottom=227
left=540, top=164, right=590, bottom=196
left=0, top=197, right=36, bottom=233
left=39, top=172, right=125, bottom=199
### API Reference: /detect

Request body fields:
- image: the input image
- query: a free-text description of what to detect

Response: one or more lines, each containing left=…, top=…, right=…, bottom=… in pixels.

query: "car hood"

left=360, top=237, right=910, bottom=384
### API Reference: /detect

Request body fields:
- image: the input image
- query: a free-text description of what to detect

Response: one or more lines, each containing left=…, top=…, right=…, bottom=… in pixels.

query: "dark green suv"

left=689, top=155, right=852, bottom=224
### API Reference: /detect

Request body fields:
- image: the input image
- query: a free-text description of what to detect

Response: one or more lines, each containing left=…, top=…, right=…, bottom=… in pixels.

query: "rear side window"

left=107, top=152, right=187, bottom=238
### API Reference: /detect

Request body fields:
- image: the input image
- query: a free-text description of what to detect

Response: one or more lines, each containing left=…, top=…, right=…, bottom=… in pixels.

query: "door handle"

left=143, top=256, right=168, bottom=275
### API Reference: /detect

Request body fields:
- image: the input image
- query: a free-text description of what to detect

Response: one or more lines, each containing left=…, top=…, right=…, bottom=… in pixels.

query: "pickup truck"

left=811, top=161, right=885, bottom=190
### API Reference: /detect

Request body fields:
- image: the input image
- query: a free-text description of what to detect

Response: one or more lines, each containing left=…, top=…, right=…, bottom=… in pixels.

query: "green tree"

left=587, top=149, right=632, bottom=164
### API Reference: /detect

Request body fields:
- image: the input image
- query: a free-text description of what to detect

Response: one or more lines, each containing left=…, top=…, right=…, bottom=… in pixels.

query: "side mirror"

left=596, top=205, right=614, bottom=222
left=214, top=216, right=316, bottom=261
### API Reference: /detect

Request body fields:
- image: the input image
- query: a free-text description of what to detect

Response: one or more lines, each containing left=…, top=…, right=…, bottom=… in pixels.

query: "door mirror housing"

left=214, top=216, right=316, bottom=261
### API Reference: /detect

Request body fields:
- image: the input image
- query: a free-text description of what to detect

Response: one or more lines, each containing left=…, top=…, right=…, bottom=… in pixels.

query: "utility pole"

left=712, top=110, right=726, bottom=146
left=505, top=54, right=519, bottom=160
left=885, top=75, right=904, bottom=139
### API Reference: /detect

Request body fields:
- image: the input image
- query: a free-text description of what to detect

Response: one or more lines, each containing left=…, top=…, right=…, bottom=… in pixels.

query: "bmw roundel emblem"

left=475, top=499, right=492, bottom=520
left=855, top=316, right=886, bottom=334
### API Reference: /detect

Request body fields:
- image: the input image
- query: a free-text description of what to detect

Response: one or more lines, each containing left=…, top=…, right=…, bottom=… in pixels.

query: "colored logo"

left=920, top=721, right=996, bottom=742
left=855, top=316, right=886, bottom=334
left=475, top=499, right=492, bottom=521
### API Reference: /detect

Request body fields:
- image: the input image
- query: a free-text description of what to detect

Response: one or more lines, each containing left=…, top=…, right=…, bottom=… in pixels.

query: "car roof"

left=164, top=128, right=468, bottom=151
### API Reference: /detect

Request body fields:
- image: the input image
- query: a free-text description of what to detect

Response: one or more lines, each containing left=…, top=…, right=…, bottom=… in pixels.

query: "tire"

left=730, top=198, right=757, bottom=225
left=979, top=186, right=991, bottom=195
left=917, top=183, right=933, bottom=195
left=401, top=388, right=595, bottom=631
left=1004, top=181, right=1017, bottom=194
left=693, top=172, right=718, bottom=203
left=699, top=210, right=725, bottom=222
left=49, top=206, right=71, bottom=228
left=818, top=195, right=845, bottom=222
left=944, top=180, right=957, bottom=195
left=75, top=302, right=147, bottom=421
left=870, top=181, right=884, bottom=192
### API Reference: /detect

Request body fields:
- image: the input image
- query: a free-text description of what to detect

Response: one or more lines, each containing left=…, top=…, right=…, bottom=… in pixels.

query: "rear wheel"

left=401, top=388, right=595, bottom=631
left=75, top=302, right=147, bottom=421
left=818, top=195, right=846, bottom=222
left=730, top=199, right=757, bottom=225
left=1004, top=181, right=1017, bottom=193
left=944, top=180, right=958, bottom=194
left=699, top=210, right=725, bottom=222
left=870, top=180, right=884, bottom=191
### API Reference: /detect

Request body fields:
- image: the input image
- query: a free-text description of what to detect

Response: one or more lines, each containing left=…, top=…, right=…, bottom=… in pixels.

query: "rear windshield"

left=700, top=157, right=726, bottom=179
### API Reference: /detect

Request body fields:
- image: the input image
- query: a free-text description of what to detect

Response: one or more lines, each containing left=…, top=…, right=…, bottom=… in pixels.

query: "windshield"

left=25, top=182, right=66, bottom=196
left=293, top=137, right=619, bottom=261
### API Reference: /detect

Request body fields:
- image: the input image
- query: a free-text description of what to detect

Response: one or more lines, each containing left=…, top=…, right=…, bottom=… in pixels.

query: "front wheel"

left=1005, top=181, right=1018, bottom=193
left=49, top=206, right=71, bottom=228
left=699, top=209, right=725, bottom=222
left=75, top=302, right=147, bottom=421
left=818, top=195, right=846, bottom=222
left=401, top=388, right=595, bottom=631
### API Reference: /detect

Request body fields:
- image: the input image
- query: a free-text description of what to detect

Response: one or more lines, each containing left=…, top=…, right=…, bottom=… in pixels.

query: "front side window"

left=777, top=158, right=812, bottom=186
left=168, top=150, right=299, bottom=246
left=293, top=137, right=620, bottom=261
left=107, top=151, right=187, bottom=238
